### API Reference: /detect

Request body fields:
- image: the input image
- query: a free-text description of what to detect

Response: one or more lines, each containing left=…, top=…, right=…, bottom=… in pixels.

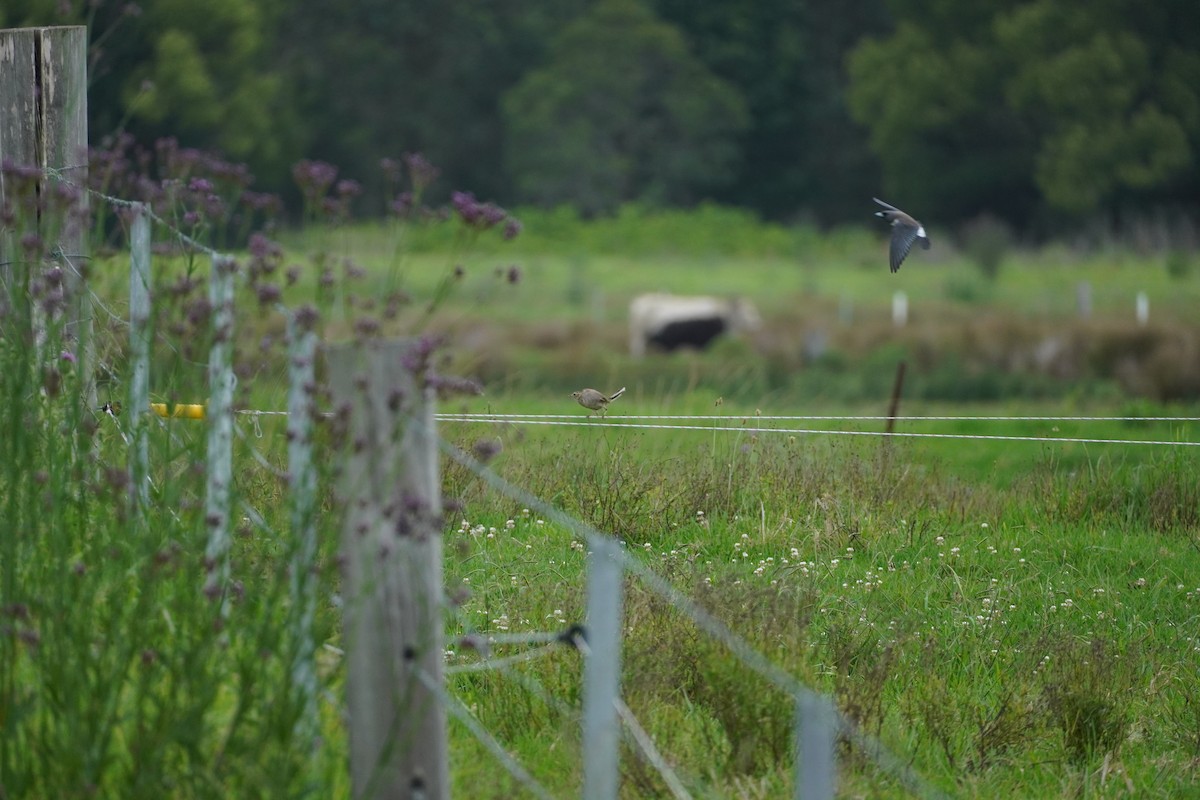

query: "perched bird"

left=572, top=386, right=625, bottom=417
left=873, top=198, right=931, bottom=273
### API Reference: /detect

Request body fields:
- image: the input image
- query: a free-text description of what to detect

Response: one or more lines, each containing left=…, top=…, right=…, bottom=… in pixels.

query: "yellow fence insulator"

left=150, top=402, right=207, bottom=420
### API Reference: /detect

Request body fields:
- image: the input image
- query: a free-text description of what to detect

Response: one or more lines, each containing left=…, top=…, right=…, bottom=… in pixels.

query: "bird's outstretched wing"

left=889, top=224, right=923, bottom=273
left=873, top=197, right=899, bottom=213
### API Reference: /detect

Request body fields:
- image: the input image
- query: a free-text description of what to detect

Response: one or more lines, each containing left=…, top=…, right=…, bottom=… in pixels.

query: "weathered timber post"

left=581, top=536, right=625, bottom=800
left=885, top=361, right=907, bottom=435
left=0, top=26, right=92, bottom=404
left=794, top=692, right=837, bottom=800
left=286, top=310, right=321, bottom=752
left=128, top=205, right=152, bottom=515
left=891, top=290, right=908, bottom=327
left=1076, top=281, right=1092, bottom=319
left=328, top=339, right=449, bottom=800
left=203, top=255, right=237, bottom=611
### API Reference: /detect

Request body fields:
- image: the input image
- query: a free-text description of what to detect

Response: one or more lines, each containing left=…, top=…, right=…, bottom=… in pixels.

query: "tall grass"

left=441, top=416, right=1200, bottom=796
left=1, top=157, right=349, bottom=797
left=5, top=144, right=1199, bottom=797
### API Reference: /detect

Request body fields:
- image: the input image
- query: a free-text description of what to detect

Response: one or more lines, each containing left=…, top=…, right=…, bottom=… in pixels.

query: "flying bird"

left=572, top=386, right=625, bottom=417
left=873, top=198, right=931, bottom=273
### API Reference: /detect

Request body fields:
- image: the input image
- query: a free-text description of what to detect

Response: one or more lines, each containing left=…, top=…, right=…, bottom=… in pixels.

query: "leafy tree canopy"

left=849, top=0, right=1200, bottom=221
left=501, top=0, right=749, bottom=216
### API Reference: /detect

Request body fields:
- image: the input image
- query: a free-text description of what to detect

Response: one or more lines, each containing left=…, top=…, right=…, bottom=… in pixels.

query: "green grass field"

left=5, top=208, right=1200, bottom=797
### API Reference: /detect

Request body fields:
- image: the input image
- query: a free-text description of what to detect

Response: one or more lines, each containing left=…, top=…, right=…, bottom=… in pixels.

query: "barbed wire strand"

left=414, top=668, right=557, bottom=800
left=46, top=166, right=225, bottom=259
left=437, top=416, right=1198, bottom=448
left=437, top=434, right=950, bottom=800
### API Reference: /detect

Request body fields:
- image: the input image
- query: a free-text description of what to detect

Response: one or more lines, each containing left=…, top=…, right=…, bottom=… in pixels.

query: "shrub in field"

left=1040, top=638, right=1134, bottom=764
left=960, top=214, right=1015, bottom=282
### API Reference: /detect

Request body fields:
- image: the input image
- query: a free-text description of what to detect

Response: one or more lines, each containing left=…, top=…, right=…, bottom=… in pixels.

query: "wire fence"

left=21, top=171, right=1195, bottom=798
left=434, top=413, right=1200, bottom=448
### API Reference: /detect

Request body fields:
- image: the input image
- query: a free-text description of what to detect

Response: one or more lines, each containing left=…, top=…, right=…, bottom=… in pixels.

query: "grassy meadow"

left=5, top=205, right=1200, bottom=797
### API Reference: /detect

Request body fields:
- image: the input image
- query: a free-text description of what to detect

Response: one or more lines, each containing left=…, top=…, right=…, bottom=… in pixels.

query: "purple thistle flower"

left=480, top=203, right=507, bottom=227
left=380, top=157, right=404, bottom=185
left=293, top=304, right=320, bottom=331
left=292, top=159, right=339, bottom=204
left=403, top=152, right=441, bottom=191
left=451, top=191, right=480, bottom=224
left=390, top=192, right=414, bottom=218
left=472, top=438, right=502, bottom=463
left=255, top=283, right=282, bottom=305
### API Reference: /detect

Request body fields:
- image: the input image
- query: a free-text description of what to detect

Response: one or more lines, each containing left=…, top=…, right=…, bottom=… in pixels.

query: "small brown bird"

left=571, top=386, right=625, bottom=417
left=873, top=198, right=931, bottom=273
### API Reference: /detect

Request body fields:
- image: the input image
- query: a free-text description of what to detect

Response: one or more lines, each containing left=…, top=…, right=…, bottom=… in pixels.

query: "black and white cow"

left=629, top=293, right=762, bottom=357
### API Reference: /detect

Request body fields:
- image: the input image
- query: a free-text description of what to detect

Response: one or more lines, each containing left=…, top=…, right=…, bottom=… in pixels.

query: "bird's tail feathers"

left=873, top=197, right=897, bottom=210
left=608, top=387, right=626, bottom=401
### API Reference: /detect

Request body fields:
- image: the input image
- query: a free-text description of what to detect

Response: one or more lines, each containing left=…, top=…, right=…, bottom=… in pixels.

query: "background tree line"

left=3, top=0, right=1199, bottom=237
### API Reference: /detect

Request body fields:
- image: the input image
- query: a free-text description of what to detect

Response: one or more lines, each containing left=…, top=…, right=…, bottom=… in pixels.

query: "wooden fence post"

left=582, top=536, right=625, bottom=800
left=286, top=312, right=321, bottom=752
left=203, top=255, right=237, bottom=610
left=885, top=361, right=907, bottom=435
left=1076, top=281, right=1092, bottom=319
left=128, top=205, right=151, bottom=515
left=0, top=26, right=92, bottom=404
left=327, top=338, right=449, bottom=800
left=794, top=692, right=837, bottom=800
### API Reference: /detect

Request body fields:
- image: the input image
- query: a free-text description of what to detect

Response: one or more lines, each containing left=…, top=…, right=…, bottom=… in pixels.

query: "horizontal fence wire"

left=437, top=434, right=951, bottom=800
left=437, top=413, right=1200, bottom=422
left=219, top=409, right=1199, bottom=447
left=436, top=415, right=1199, bottom=448
left=445, top=642, right=565, bottom=675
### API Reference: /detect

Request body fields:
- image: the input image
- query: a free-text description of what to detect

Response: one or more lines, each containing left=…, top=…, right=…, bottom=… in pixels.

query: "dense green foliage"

left=502, top=0, right=748, bottom=215
left=4, top=0, right=1198, bottom=231
left=848, top=0, right=1200, bottom=225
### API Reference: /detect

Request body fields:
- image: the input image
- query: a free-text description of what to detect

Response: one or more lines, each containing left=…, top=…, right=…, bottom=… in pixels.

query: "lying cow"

left=629, top=293, right=762, bottom=357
